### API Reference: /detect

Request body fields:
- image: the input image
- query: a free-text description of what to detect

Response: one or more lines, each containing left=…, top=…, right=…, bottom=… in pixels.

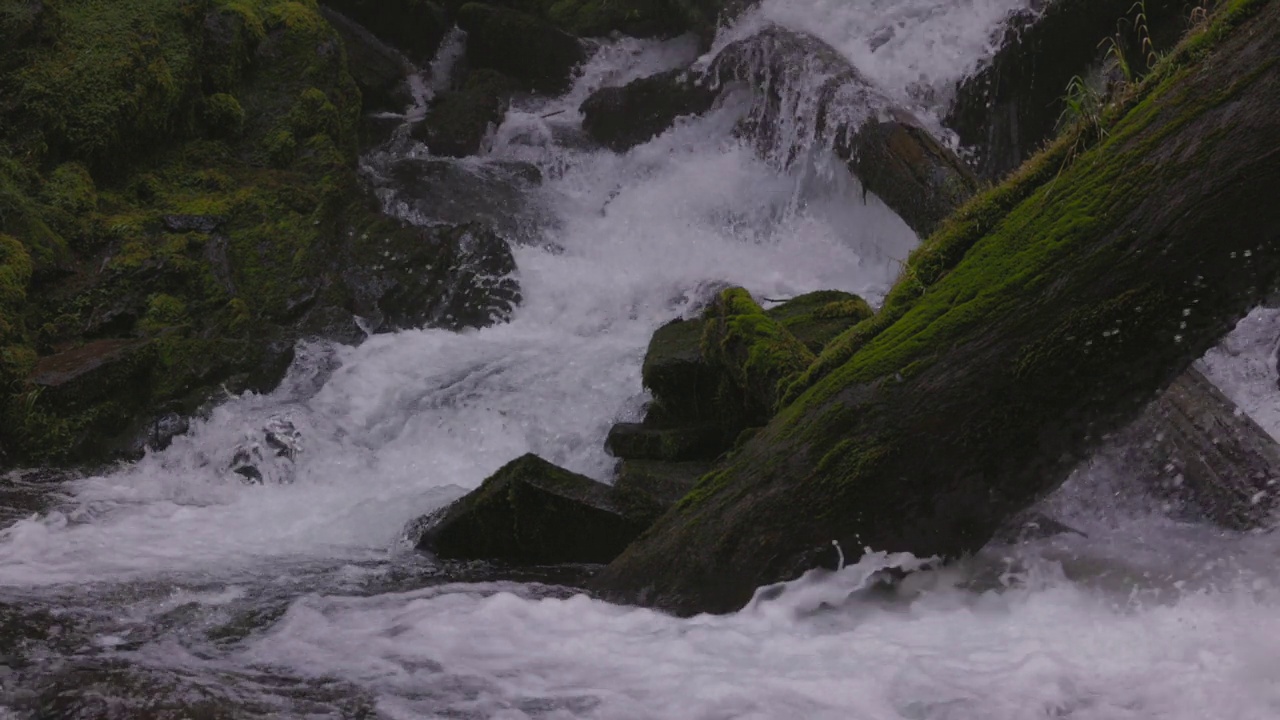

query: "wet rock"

left=1119, top=366, right=1280, bottom=530
left=344, top=221, right=521, bottom=332
left=318, top=0, right=449, bottom=65
left=991, top=510, right=1087, bottom=544
left=590, top=5, right=1280, bottom=615
left=411, top=69, right=516, bottom=157
left=640, top=318, right=719, bottom=422
left=611, top=459, right=711, bottom=525
left=580, top=69, right=719, bottom=151
left=416, top=453, right=647, bottom=564
left=159, top=214, right=227, bottom=234
left=710, top=27, right=977, bottom=237
left=320, top=6, right=415, bottom=112
left=606, top=422, right=724, bottom=462
left=456, top=3, right=585, bottom=94
left=379, top=158, right=547, bottom=244
left=229, top=416, right=302, bottom=485
left=702, top=288, right=814, bottom=423
left=765, top=290, right=873, bottom=354
left=947, top=0, right=1191, bottom=182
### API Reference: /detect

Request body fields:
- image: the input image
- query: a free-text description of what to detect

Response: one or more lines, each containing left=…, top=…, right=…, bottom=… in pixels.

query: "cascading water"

left=4, top=0, right=1280, bottom=717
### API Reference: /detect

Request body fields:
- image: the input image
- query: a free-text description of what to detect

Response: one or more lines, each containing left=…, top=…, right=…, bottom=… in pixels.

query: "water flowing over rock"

left=579, top=26, right=977, bottom=236
left=592, top=3, right=1280, bottom=614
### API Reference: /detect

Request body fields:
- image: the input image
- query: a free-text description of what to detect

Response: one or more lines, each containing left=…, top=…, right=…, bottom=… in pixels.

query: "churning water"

left=5, top=0, right=1280, bottom=717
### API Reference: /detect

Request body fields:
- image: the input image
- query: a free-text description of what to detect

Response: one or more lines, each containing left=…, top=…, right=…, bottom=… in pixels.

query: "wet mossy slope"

left=0, top=0, right=430, bottom=464
left=592, top=0, right=1280, bottom=615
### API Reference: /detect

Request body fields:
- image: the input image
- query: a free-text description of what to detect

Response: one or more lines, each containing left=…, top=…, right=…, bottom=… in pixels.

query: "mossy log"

left=591, top=0, right=1280, bottom=615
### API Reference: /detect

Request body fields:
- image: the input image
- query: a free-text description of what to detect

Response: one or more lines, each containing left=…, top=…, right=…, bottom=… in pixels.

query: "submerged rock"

left=228, top=416, right=302, bottom=485
left=379, top=158, right=547, bottom=244
left=416, top=454, right=646, bottom=564
left=456, top=3, right=585, bottom=94
left=591, top=4, right=1280, bottom=614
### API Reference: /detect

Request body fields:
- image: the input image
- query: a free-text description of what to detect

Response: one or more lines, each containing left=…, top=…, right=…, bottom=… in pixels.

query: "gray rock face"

left=1119, top=366, right=1280, bottom=530
left=416, top=454, right=647, bottom=564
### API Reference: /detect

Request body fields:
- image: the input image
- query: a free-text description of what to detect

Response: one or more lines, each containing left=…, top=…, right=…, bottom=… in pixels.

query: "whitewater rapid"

left=5, top=0, right=1280, bottom=717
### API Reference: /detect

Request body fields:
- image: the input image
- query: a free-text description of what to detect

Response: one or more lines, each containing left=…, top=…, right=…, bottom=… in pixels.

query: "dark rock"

left=606, top=422, right=723, bottom=461
left=160, top=214, right=227, bottom=234
left=710, top=26, right=977, bottom=237
left=147, top=412, right=190, bottom=452
left=611, top=459, right=711, bottom=524
left=1119, top=366, right=1280, bottom=530
left=947, top=0, right=1191, bottom=182
left=318, top=0, right=449, bottom=65
left=411, top=69, right=516, bottom=157
left=456, top=3, right=585, bottom=94
left=344, top=221, right=521, bottom=332
left=229, top=416, right=302, bottom=485
left=31, top=339, right=155, bottom=411
left=580, top=70, right=719, bottom=151
left=765, top=290, right=873, bottom=354
left=640, top=318, right=720, bottom=422
left=590, top=6, right=1280, bottom=615
left=320, top=6, right=415, bottom=112
left=416, top=453, right=647, bottom=564
left=379, top=158, right=547, bottom=244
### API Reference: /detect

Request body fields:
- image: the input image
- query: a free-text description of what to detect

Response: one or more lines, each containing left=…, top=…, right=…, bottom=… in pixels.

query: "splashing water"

left=5, top=2, right=1280, bottom=718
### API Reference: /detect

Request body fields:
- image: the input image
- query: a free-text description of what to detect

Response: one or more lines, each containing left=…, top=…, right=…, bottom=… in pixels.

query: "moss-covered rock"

left=606, top=422, right=724, bottom=461
left=591, top=0, right=1280, bottom=615
left=701, top=287, right=815, bottom=423
left=415, top=453, right=648, bottom=564
left=611, top=459, right=712, bottom=526
left=318, top=5, right=415, bottom=113
left=456, top=3, right=585, bottom=94
left=765, top=290, right=872, bottom=354
left=640, top=317, right=720, bottom=422
left=410, top=69, right=516, bottom=157
left=0, top=0, right=521, bottom=465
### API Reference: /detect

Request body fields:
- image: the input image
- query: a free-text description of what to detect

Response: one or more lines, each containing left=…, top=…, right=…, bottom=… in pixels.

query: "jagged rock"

left=765, top=290, right=873, bottom=354
left=947, top=0, right=1191, bottom=182
left=611, top=459, right=711, bottom=525
left=320, top=6, right=415, bottom=112
left=416, top=454, right=646, bottom=564
left=606, top=423, right=724, bottom=462
left=1120, top=366, right=1280, bottom=530
left=318, top=0, right=449, bottom=65
left=579, top=70, right=719, bottom=151
left=411, top=69, right=516, bottom=157
left=456, top=4, right=585, bottom=94
left=343, top=221, right=521, bottom=332
left=229, top=416, right=302, bottom=485
left=590, top=5, right=1280, bottom=615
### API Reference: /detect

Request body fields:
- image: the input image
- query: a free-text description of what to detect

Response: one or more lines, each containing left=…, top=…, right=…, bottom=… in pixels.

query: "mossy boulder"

left=640, top=317, right=720, bottom=422
left=765, top=290, right=873, bottom=354
left=611, top=459, right=712, bottom=525
left=416, top=453, right=648, bottom=564
left=410, top=69, right=516, bottom=157
left=319, top=5, right=415, bottom=113
left=606, top=422, right=725, bottom=462
left=580, top=69, right=719, bottom=151
left=592, top=0, right=1280, bottom=614
left=456, top=3, right=585, bottom=94
left=701, top=287, right=814, bottom=423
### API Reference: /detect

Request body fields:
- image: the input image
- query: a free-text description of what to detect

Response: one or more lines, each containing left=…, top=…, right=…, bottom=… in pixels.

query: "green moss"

left=703, top=288, right=815, bottom=418
left=203, top=93, right=245, bottom=138
left=0, top=233, right=33, bottom=345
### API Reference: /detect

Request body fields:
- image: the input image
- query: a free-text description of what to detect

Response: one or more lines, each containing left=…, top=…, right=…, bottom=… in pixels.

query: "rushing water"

left=5, top=0, right=1280, bottom=717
